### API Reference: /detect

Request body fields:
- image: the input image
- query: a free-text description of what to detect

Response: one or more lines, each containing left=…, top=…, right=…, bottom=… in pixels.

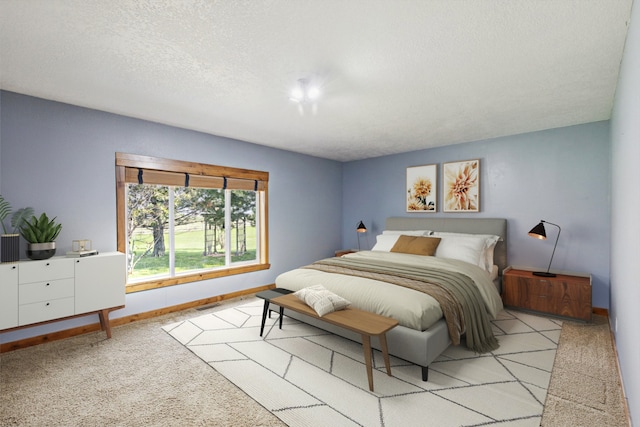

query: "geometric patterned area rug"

left=162, top=299, right=562, bottom=427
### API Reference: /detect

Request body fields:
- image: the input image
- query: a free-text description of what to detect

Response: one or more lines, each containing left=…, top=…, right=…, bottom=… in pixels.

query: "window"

left=116, top=153, right=269, bottom=293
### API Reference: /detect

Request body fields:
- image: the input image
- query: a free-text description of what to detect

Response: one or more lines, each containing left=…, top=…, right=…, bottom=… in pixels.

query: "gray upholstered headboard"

left=385, top=217, right=508, bottom=275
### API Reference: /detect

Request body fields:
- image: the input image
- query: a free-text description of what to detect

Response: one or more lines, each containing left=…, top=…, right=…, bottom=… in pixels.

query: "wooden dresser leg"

left=98, top=309, right=112, bottom=339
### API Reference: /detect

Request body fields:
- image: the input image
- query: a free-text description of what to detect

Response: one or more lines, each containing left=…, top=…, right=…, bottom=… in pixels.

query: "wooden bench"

left=269, top=293, right=399, bottom=392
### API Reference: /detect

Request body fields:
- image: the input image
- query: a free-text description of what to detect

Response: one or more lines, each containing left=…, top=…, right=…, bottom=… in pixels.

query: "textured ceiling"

left=0, top=1, right=633, bottom=161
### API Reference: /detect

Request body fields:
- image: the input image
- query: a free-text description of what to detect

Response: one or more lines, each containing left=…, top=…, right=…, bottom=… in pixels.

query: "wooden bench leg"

left=98, top=309, right=112, bottom=339
left=260, top=300, right=270, bottom=337
left=362, top=334, right=374, bottom=391
left=379, top=333, right=392, bottom=376
left=278, top=307, right=285, bottom=329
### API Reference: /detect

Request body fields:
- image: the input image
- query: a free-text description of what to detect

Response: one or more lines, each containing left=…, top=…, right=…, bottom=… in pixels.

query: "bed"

left=274, top=217, right=507, bottom=381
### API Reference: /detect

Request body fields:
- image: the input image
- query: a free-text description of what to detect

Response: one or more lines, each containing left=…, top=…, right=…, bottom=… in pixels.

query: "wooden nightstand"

left=335, top=249, right=357, bottom=257
left=502, top=267, right=592, bottom=321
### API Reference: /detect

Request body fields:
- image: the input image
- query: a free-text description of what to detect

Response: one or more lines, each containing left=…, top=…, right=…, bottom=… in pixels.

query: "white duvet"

left=275, top=250, right=504, bottom=331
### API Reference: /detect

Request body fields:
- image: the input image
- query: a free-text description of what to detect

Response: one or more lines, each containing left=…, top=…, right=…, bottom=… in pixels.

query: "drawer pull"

left=46, top=302, right=50, bottom=306
left=46, top=283, right=50, bottom=286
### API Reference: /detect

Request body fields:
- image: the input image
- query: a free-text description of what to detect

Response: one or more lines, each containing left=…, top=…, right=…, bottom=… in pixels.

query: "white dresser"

left=0, top=252, right=126, bottom=337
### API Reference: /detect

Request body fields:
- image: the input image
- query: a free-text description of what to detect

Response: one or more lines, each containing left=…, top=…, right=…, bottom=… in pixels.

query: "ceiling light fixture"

left=289, top=78, right=321, bottom=115
left=289, top=78, right=321, bottom=103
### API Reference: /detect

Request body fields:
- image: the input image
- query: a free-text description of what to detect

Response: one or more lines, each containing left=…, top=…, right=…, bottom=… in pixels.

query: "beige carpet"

left=0, top=296, right=285, bottom=427
left=0, top=296, right=629, bottom=426
left=541, top=315, right=629, bottom=426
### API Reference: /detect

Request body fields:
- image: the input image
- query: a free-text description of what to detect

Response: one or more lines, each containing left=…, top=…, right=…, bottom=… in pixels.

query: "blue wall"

left=0, top=91, right=343, bottom=342
left=610, top=0, right=640, bottom=423
left=342, top=122, right=611, bottom=309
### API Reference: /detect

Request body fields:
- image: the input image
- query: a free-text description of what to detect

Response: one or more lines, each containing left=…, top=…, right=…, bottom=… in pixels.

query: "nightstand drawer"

left=516, top=279, right=554, bottom=312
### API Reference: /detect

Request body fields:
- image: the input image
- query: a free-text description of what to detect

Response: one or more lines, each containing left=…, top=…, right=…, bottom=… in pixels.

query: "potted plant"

left=0, top=194, right=33, bottom=262
left=19, top=212, right=63, bottom=260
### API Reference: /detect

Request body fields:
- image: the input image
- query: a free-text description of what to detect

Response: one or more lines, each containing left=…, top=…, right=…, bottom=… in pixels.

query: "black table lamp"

left=356, top=220, right=367, bottom=250
left=528, top=220, right=561, bottom=277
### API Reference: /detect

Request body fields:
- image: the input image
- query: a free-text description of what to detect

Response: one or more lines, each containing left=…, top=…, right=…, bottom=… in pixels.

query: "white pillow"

left=433, top=235, right=488, bottom=269
left=371, top=234, right=401, bottom=251
left=489, top=264, right=499, bottom=281
left=432, top=232, right=500, bottom=272
left=483, top=240, right=500, bottom=271
left=294, top=285, right=351, bottom=317
left=382, top=230, right=432, bottom=236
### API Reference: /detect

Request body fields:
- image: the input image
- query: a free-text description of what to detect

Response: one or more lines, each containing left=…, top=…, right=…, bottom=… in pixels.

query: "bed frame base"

left=276, top=308, right=450, bottom=382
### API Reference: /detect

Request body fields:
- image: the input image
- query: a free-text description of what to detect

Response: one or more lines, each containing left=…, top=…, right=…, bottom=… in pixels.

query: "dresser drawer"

left=19, top=278, right=75, bottom=305
left=19, top=258, right=74, bottom=284
left=19, top=297, right=75, bottom=325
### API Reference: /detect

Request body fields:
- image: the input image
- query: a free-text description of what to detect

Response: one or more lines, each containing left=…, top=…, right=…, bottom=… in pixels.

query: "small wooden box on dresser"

left=502, top=267, right=592, bottom=322
left=0, top=252, right=126, bottom=339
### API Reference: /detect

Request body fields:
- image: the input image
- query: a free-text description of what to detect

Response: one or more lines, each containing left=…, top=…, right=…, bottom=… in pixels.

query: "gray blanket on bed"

left=303, top=256, right=499, bottom=353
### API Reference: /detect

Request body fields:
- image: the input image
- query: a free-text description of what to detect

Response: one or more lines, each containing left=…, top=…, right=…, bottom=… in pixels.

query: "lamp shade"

left=356, top=221, right=367, bottom=233
left=528, top=222, right=547, bottom=240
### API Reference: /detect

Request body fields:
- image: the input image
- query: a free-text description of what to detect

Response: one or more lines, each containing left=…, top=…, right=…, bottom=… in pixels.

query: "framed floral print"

left=406, top=164, right=437, bottom=212
left=443, top=159, right=480, bottom=212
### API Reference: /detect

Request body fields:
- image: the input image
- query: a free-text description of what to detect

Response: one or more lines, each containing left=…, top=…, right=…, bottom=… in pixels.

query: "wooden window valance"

left=116, top=152, right=268, bottom=191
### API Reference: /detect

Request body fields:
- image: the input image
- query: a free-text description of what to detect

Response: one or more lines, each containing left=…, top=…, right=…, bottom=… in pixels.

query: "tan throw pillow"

left=390, top=235, right=441, bottom=256
left=294, top=285, right=351, bottom=317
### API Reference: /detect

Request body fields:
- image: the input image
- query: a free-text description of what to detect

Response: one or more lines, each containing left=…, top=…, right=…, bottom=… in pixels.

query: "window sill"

left=125, top=263, right=271, bottom=293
